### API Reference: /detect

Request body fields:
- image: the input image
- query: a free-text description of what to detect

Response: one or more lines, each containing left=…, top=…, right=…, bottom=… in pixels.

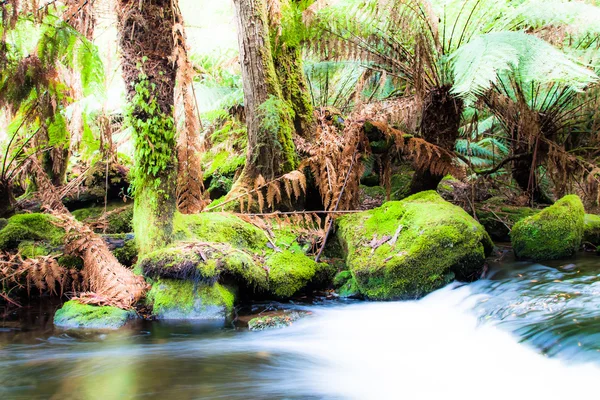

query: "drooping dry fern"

left=31, top=159, right=147, bottom=309
left=173, top=4, right=208, bottom=214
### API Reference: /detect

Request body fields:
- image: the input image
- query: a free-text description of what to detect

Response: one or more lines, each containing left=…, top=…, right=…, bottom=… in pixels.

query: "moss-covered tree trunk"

left=233, top=0, right=297, bottom=181
left=409, top=86, right=463, bottom=194
left=273, top=45, right=315, bottom=139
left=116, top=0, right=178, bottom=254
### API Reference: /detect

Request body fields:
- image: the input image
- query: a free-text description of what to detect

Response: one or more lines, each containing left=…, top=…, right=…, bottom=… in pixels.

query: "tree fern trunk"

left=233, top=0, right=297, bottom=181
left=409, top=86, right=463, bottom=194
left=116, top=0, right=178, bottom=254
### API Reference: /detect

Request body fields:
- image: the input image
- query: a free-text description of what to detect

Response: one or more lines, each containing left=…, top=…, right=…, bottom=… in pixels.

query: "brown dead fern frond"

left=31, top=159, right=147, bottom=309
left=173, top=4, right=207, bottom=214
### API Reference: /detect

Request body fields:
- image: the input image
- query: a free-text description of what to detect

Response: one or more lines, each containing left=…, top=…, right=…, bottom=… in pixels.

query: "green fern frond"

left=450, top=31, right=598, bottom=101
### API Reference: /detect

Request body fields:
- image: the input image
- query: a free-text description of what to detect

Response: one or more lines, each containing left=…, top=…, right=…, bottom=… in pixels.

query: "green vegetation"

left=583, top=214, right=600, bottom=246
left=511, top=195, right=585, bottom=260
left=337, top=191, right=493, bottom=299
left=0, top=213, right=65, bottom=250
left=54, top=300, right=135, bottom=330
left=147, top=279, right=235, bottom=320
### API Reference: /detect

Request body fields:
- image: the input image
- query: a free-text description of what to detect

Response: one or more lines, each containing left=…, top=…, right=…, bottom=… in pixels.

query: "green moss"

left=72, top=204, right=134, bottom=234
left=333, top=270, right=360, bottom=298
left=390, top=173, right=412, bottom=201
left=204, top=150, right=246, bottom=178
left=18, top=241, right=52, bottom=258
left=476, top=206, right=538, bottom=242
left=173, top=212, right=267, bottom=250
left=57, top=255, right=84, bottom=269
left=248, top=311, right=309, bottom=331
left=267, top=250, right=322, bottom=298
left=0, top=213, right=65, bottom=250
left=583, top=214, right=600, bottom=246
left=111, top=239, right=138, bottom=266
left=511, top=195, right=585, bottom=260
left=54, top=300, right=134, bottom=330
left=336, top=191, right=492, bottom=300
left=147, top=279, right=235, bottom=320
left=139, top=244, right=269, bottom=292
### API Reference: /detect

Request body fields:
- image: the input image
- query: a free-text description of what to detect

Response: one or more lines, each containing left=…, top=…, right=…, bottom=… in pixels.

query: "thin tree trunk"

left=409, top=85, right=463, bottom=194
left=116, top=0, right=178, bottom=254
left=233, top=0, right=297, bottom=181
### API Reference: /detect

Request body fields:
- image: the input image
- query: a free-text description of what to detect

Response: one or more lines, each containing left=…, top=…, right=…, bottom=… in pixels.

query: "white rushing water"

left=231, top=283, right=600, bottom=400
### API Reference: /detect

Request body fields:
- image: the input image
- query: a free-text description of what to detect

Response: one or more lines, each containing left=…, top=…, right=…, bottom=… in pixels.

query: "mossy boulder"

left=511, top=195, right=585, bottom=261
left=266, top=250, right=324, bottom=298
left=139, top=243, right=268, bottom=291
left=173, top=212, right=267, bottom=250
left=141, top=213, right=328, bottom=299
left=72, top=204, right=133, bottom=234
left=336, top=191, right=493, bottom=300
left=54, top=300, right=135, bottom=330
left=0, top=213, right=65, bottom=251
left=147, top=279, right=235, bottom=320
left=476, top=206, right=539, bottom=242
left=583, top=214, right=600, bottom=246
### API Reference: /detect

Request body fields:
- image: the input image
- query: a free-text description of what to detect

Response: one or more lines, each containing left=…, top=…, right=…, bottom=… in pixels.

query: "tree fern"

left=450, top=31, right=598, bottom=102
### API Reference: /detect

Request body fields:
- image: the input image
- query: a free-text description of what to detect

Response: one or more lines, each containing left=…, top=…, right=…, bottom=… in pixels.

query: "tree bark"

left=116, top=0, right=179, bottom=254
left=409, top=85, right=463, bottom=194
left=233, top=0, right=297, bottom=181
left=273, top=45, right=315, bottom=139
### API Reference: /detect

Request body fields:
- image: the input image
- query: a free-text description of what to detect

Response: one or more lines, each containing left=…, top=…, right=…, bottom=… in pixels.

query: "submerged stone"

left=54, top=300, right=135, bottom=330
left=333, top=270, right=360, bottom=298
left=147, top=279, right=235, bottom=320
left=336, top=191, right=493, bottom=300
left=511, top=195, right=585, bottom=261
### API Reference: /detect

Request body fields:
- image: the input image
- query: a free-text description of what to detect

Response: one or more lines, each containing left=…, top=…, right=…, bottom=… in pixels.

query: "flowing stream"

left=2, top=251, right=600, bottom=399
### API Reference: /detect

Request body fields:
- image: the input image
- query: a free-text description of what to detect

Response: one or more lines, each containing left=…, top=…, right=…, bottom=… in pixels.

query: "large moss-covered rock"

left=139, top=243, right=268, bottom=291
left=0, top=213, right=65, bottom=251
left=336, top=191, right=493, bottom=300
left=54, top=300, right=135, bottom=330
left=140, top=212, right=327, bottom=299
left=583, top=214, right=600, bottom=246
left=147, top=279, right=235, bottom=320
left=511, top=195, right=585, bottom=261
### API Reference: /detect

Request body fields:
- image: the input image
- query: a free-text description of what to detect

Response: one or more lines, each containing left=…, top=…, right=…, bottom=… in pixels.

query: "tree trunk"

left=233, top=0, right=297, bottom=181
left=116, top=0, right=179, bottom=254
left=273, top=45, right=315, bottom=138
left=409, top=86, right=463, bottom=194
left=0, top=179, right=14, bottom=217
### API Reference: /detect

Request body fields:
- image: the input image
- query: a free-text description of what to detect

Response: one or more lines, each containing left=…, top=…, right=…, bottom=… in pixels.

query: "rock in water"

left=147, top=279, right=235, bottom=320
left=336, top=191, right=493, bottom=300
left=511, top=195, right=585, bottom=261
left=583, top=214, right=600, bottom=247
left=54, top=300, right=135, bottom=330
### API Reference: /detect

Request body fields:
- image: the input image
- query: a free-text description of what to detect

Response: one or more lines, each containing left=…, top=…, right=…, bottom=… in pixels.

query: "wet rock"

left=336, top=191, right=493, bottom=299
left=247, top=310, right=310, bottom=331
left=583, top=214, right=600, bottom=246
left=147, top=279, right=236, bottom=320
left=54, top=300, right=135, bottom=330
left=511, top=195, right=585, bottom=261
